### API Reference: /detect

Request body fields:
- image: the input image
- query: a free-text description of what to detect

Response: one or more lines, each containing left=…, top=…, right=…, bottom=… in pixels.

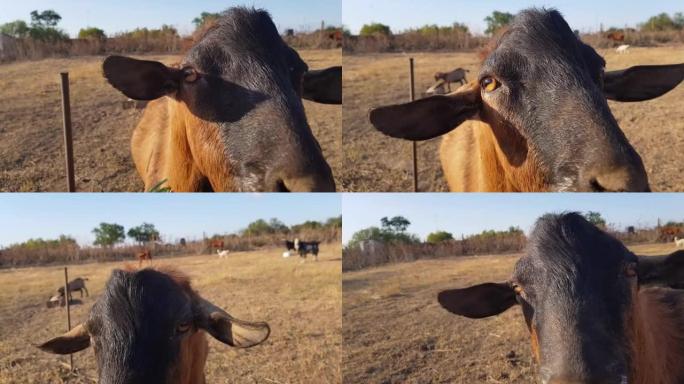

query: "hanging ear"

left=603, top=63, right=684, bottom=102
left=638, top=250, right=684, bottom=289
left=103, top=55, right=183, bottom=100
left=37, top=323, right=91, bottom=354
left=369, top=82, right=481, bottom=141
left=302, top=66, right=342, bottom=105
left=197, top=297, right=270, bottom=348
left=438, top=282, right=517, bottom=319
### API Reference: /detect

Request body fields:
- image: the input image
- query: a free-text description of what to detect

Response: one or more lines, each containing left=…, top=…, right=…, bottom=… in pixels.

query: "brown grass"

left=342, top=242, right=678, bottom=383
left=0, top=244, right=341, bottom=383
left=341, top=46, right=684, bottom=192
left=0, top=49, right=341, bottom=191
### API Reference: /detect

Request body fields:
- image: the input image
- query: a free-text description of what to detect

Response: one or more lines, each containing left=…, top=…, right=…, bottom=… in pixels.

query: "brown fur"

left=629, top=287, right=684, bottom=384
left=135, top=250, right=152, bottom=267
left=529, top=325, right=541, bottom=364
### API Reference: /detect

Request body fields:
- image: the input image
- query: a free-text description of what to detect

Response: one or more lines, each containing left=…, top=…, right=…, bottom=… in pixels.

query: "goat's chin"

left=549, top=177, right=577, bottom=192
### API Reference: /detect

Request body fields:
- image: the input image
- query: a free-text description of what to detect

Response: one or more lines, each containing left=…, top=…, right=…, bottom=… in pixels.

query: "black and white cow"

left=284, top=239, right=320, bottom=261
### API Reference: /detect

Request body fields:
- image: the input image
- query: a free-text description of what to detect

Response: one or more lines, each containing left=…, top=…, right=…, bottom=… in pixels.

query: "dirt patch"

left=0, top=245, right=342, bottom=383
left=341, top=46, right=684, bottom=191
left=0, top=49, right=341, bottom=191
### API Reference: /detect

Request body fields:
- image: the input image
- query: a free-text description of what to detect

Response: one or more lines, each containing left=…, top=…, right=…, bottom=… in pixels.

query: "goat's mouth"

left=275, top=180, right=291, bottom=192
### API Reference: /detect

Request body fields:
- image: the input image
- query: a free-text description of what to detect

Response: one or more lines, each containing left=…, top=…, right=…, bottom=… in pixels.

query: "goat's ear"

left=604, top=63, right=684, bottom=102
left=438, top=282, right=517, bottom=319
left=369, top=82, right=480, bottom=141
left=638, top=250, right=684, bottom=288
left=302, top=66, right=342, bottom=104
left=37, top=323, right=90, bottom=354
left=198, top=297, right=270, bottom=348
left=103, top=55, right=183, bottom=100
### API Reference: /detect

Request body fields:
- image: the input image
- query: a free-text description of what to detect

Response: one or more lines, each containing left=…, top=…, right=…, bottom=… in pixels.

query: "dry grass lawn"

left=0, top=245, right=341, bottom=383
left=342, top=46, right=684, bottom=192
left=0, top=49, right=341, bottom=191
left=342, top=242, right=679, bottom=383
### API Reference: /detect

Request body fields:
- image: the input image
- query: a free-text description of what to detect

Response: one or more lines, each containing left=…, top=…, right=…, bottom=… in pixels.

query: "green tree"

left=93, top=223, right=125, bottom=247
left=27, top=9, right=68, bottom=42
left=30, top=10, right=62, bottom=28
left=78, top=27, right=106, bottom=40
left=640, top=12, right=682, bottom=31
left=380, top=216, right=411, bottom=234
left=0, top=20, right=29, bottom=38
left=325, top=216, right=342, bottom=228
left=127, top=223, right=160, bottom=244
left=268, top=218, right=289, bottom=233
left=427, top=230, right=454, bottom=244
left=583, top=211, right=606, bottom=227
left=347, top=226, right=385, bottom=249
left=360, top=22, right=391, bottom=36
left=193, top=12, right=221, bottom=28
left=484, top=11, right=514, bottom=35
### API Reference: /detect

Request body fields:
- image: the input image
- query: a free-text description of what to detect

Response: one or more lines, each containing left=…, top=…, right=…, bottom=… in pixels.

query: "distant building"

left=0, top=33, right=18, bottom=61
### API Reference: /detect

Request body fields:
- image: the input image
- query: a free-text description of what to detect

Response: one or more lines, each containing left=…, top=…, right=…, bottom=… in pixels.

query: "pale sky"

left=343, top=0, right=683, bottom=35
left=0, top=0, right=342, bottom=38
left=342, top=193, right=684, bottom=244
left=0, top=194, right=341, bottom=247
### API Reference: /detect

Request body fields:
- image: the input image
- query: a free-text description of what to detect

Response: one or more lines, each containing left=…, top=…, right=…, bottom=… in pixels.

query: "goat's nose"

left=584, top=165, right=649, bottom=192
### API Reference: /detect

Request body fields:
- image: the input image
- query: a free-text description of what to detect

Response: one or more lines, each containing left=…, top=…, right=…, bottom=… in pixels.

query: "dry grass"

left=342, top=242, right=678, bottom=383
left=0, top=49, right=341, bottom=191
left=341, top=46, right=684, bottom=192
left=0, top=245, right=341, bottom=383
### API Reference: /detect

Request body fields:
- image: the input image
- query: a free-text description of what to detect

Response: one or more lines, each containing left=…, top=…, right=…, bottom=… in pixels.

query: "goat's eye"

left=480, top=77, right=499, bottom=92
left=176, top=322, right=192, bottom=334
left=182, top=68, right=198, bottom=83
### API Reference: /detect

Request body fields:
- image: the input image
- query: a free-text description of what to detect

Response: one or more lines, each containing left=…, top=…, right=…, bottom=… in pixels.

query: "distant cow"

left=433, top=68, right=469, bottom=92
left=57, top=277, right=89, bottom=300
left=217, top=249, right=230, bottom=258
left=38, top=266, right=269, bottom=383
left=438, top=213, right=684, bottom=383
left=136, top=250, right=152, bottom=267
left=285, top=239, right=320, bottom=261
left=616, top=44, right=630, bottom=54
left=606, top=31, right=625, bottom=42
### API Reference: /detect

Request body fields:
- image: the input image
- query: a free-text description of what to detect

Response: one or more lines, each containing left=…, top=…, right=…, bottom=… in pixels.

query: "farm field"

left=0, top=244, right=342, bottom=384
left=342, top=46, right=684, bottom=192
left=342, top=242, right=678, bottom=383
left=0, top=49, right=342, bottom=192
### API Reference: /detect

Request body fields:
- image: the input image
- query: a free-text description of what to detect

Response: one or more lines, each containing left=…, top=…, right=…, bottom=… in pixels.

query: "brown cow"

left=136, top=249, right=152, bottom=267
left=102, top=8, right=341, bottom=192
left=606, top=31, right=625, bottom=42
left=370, top=9, right=684, bottom=192
left=438, top=213, right=684, bottom=383
left=38, top=266, right=269, bottom=383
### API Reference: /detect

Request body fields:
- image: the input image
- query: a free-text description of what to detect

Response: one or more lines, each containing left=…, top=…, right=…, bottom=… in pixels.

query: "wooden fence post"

left=409, top=58, right=418, bottom=192
left=63, top=267, right=73, bottom=371
left=60, top=73, right=75, bottom=192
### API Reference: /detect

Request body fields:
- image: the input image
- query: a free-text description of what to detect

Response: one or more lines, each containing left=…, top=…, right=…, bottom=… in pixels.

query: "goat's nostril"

left=586, top=166, right=647, bottom=192
left=589, top=178, right=607, bottom=192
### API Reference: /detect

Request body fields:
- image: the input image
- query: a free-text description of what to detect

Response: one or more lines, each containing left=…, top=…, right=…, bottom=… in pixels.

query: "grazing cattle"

left=136, top=249, right=152, bottom=267
left=102, top=7, right=341, bottom=192
left=210, top=239, right=225, bottom=251
left=217, top=249, right=230, bottom=258
left=38, top=267, right=269, bottom=384
left=285, top=239, right=320, bottom=261
left=434, top=68, right=470, bottom=92
left=438, top=213, right=684, bottom=383
left=606, top=31, right=626, bottom=43
left=57, top=277, right=89, bottom=300
left=616, top=44, right=630, bottom=54
left=328, top=30, right=343, bottom=48
left=676, top=236, right=684, bottom=248
left=370, top=9, right=684, bottom=192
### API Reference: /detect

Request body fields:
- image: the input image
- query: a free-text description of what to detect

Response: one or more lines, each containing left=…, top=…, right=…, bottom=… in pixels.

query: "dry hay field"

left=342, top=46, right=684, bottom=192
left=0, top=49, right=341, bottom=192
left=342, top=242, right=678, bottom=383
left=0, top=245, right=341, bottom=383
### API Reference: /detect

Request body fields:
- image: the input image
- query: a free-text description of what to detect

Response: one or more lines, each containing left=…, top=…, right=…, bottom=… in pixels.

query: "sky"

left=342, top=193, right=684, bottom=244
left=343, top=0, right=683, bottom=35
left=0, top=0, right=342, bottom=38
left=0, top=194, right=341, bottom=247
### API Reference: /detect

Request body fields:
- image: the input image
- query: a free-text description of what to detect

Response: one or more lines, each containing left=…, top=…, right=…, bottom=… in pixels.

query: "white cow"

left=216, top=249, right=230, bottom=258
left=615, top=44, right=630, bottom=54
left=675, top=237, right=684, bottom=248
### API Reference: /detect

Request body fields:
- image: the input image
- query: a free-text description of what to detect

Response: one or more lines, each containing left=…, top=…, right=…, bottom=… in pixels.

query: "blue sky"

left=0, top=194, right=341, bottom=247
left=343, top=0, right=683, bottom=35
left=0, top=0, right=342, bottom=38
left=342, top=194, right=684, bottom=244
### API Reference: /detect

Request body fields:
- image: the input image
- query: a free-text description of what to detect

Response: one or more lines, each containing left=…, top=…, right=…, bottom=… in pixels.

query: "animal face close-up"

left=369, top=9, right=684, bottom=192
left=438, top=213, right=684, bottom=383
left=103, top=8, right=341, bottom=192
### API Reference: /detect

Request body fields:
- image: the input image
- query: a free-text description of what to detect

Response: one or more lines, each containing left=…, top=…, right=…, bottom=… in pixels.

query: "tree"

left=27, top=9, right=68, bottom=42
left=427, top=231, right=454, bottom=244
left=127, top=223, right=160, bottom=244
left=484, top=11, right=514, bottom=35
left=30, top=10, right=62, bottom=28
left=347, top=226, right=385, bottom=249
left=78, top=27, right=106, bottom=40
left=268, top=218, right=289, bottom=233
left=583, top=211, right=606, bottom=227
left=93, top=223, right=125, bottom=247
left=360, top=23, right=391, bottom=37
left=193, top=12, right=221, bottom=28
left=0, top=20, right=29, bottom=38
left=325, top=216, right=342, bottom=228
left=380, top=216, right=410, bottom=234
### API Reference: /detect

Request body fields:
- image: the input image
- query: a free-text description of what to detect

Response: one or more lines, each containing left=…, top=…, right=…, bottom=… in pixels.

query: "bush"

left=360, top=23, right=391, bottom=37
left=426, top=231, right=453, bottom=244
